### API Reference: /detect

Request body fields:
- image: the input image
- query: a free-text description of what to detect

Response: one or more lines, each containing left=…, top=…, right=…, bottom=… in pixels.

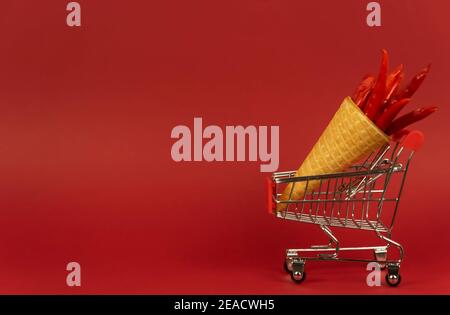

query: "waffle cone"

left=276, top=97, right=389, bottom=211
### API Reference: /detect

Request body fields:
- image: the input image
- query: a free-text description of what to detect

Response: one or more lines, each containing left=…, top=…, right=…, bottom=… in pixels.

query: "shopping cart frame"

left=267, top=131, right=424, bottom=286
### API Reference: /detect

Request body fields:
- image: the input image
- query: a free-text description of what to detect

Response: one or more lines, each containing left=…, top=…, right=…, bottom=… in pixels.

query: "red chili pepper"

left=388, top=64, right=404, bottom=80
left=352, top=75, right=375, bottom=109
left=364, top=49, right=389, bottom=121
left=358, top=83, right=373, bottom=111
left=375, top=98, right=410, bottom=131
left=396, top=64, right=431, bottom=100
left=385, top=106, right=438, bottom=135
left=385, top=64, right=404, bottom=101
left=375, top=65, right=404, bottom=120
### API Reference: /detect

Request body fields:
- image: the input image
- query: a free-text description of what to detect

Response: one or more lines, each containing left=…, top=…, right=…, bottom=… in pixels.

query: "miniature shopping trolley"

left=267, top=131, right=424, bottom=286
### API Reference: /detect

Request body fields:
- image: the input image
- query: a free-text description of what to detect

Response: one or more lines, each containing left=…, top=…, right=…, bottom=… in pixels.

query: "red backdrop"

left=0, top=0, right=449, bottom=294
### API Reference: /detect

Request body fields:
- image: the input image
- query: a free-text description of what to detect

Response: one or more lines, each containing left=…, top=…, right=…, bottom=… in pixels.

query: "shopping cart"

left=267, top=131, right=424, bottom=286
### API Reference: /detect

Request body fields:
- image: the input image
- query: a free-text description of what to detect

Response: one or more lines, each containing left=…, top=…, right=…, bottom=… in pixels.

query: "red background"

left=0, top=0, right=449, bottom=294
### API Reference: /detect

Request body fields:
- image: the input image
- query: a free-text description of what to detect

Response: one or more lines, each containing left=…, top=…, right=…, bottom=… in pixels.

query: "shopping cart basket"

left=267, top=131, right=424, bottom=286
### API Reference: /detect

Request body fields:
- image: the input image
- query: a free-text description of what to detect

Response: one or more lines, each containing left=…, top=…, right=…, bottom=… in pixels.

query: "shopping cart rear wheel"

left=385, top=273, right=401, bottom=287
left=291, top=271, right=306, bottom=283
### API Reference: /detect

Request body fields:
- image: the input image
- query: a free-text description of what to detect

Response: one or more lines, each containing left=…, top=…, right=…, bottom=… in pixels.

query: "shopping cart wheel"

left=290, top=260, right=306, bottom=283
left=291, top=271, right=306, bottom=283
left=386, top=263, right=401, bottom=287
left=385, top=273, right=401, bottom=287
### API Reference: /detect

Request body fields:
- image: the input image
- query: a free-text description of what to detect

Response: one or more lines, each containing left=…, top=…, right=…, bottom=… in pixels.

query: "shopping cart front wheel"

left=291, top=271, right=306, bottom=283
left=386, top=274, right=401, bottom=286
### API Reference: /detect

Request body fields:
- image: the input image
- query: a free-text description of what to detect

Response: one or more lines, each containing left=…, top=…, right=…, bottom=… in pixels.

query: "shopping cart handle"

left=266, top=177, right=276, bottom=214
left=402, top=130, right=425, bottom=152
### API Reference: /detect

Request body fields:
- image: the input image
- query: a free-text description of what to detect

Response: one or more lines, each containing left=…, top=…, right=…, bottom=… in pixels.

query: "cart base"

left=284, top=245, right=401, bottom=286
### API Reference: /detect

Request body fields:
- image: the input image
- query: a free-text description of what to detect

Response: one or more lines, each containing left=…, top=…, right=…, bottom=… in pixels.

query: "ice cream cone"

left=276, top=97, right=390, bottom=212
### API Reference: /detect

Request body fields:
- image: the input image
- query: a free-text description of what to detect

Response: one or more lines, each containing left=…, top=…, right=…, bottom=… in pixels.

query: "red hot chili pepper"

left=385, top=76, right=403, bottom=103
left=396, top=64, right=431, bottom=100
left=385, top=64, right=404, bottom=101
left=388, top=64, right=404, bottom=82
left=375, top=98, right=411, bottom=131
left=352, top=75, right=375, bottom=109
left=364, top=49, right=389, bottom=121
left=385, top=106, right=438, bottom=135
left=359, top=78, right=375, bottom=110
left=375, top=65, right=404, bottom=120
